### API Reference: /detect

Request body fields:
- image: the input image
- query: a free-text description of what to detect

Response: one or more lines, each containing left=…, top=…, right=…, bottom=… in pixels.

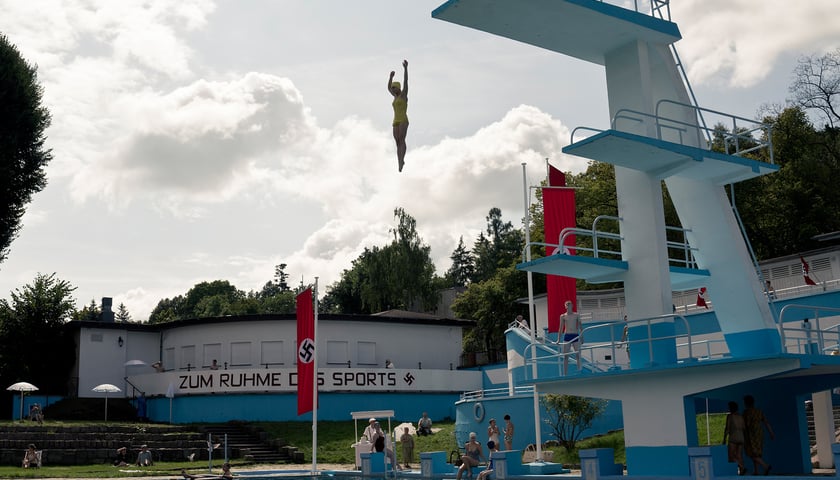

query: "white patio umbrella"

left=92, top=383, right=122, bottom=421
left=7, top=382, right=38, bottom=421
left=123, top=359, right=147, bottom=366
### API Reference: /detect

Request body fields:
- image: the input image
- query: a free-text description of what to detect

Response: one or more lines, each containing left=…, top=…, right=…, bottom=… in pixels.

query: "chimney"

left=100, top=297, right=115, bottom=323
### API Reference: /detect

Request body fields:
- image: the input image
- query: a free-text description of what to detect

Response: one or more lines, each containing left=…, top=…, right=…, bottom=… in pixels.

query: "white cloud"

left=673, top=0, right=840, bottom=87
left=2, top=0, right=833, bottom=323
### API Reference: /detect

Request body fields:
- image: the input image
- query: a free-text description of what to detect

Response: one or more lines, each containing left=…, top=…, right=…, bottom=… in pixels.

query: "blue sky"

left=0, top=0, right=837, bottom=319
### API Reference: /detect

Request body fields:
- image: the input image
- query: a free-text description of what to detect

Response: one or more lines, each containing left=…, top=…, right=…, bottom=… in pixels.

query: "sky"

left=0, top=0, right=837, bottom=321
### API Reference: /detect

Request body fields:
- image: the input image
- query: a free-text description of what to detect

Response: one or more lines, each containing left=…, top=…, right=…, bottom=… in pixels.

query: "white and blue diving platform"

left=433, top=0, right=840, bottom=477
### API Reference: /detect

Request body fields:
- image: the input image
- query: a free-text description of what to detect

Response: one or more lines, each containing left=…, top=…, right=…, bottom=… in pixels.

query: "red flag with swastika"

left=296, top=288, right=316, bottom=415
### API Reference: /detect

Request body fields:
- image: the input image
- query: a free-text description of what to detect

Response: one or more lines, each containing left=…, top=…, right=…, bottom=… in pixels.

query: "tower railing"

left=778, top=304, right=840, bottom=355
left=520, top=313, right=696, bottom=377
left=522, top=215, right=700, bottom=271
left=593, top=0, right=671, bottom=21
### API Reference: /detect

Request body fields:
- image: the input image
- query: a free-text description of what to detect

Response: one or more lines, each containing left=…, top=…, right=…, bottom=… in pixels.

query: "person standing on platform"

left=559, top=300, right=582, bottom=374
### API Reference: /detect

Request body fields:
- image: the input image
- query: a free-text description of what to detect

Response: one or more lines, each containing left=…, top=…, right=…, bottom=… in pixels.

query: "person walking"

left=743, top=395, right=774, bottom=475
left=722, top=401, right=746, bottom=476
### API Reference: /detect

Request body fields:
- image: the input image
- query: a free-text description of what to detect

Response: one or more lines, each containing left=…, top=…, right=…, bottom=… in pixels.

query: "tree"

left=148, top=295, right=185, bottom=324
left=451, top=265, right=528, bottom=363
left=115, top=302, right=132, bottom=322
left=72, top=299, right=101, bottom=322
left=445, top=236, right=474, bottom=287
left=0, top=273, right=77, bottom=394
left=323, top=208, right=440, bottom=313
left=149, top=280, right=246, bottom=323
left=0, top=34, right=53, bottom=265
left=541, top=394, right=607, bottom=451
left=472, top=208, right=525, bottom=283
left=790, top=48, right=840, bottom=129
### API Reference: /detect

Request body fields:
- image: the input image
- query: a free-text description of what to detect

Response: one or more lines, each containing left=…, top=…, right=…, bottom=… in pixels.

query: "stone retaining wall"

left=0, top=425, right=220, bottom=466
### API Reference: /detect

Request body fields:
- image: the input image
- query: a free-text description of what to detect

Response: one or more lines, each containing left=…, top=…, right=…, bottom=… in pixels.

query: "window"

left=203, top=343, right=222, bottom=368
left=181, top=345, right=196, bottom=370
left=261, top=341, right=284, bottom=367
left=230, top=342, right=252, bottom=367
left=357, top=341, right=376, bottom=366
left=326, top=341, right=349, bottom=365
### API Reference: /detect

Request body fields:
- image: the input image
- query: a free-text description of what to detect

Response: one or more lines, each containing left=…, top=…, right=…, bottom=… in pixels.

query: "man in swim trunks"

left=559, top=300, right=581, bottom=374
left=388, top=60, right=409, bottom=172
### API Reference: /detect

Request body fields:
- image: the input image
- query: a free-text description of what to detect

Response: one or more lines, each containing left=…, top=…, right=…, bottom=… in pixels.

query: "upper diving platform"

left=517, top=254, right=709, bottom=289
left=565, top=101, right=780, bottom=184
left=517, top=217, right=710, bottom=289
left=564, top=129, right=779, bottom=185
left=432, top=0, right=681, bottom=65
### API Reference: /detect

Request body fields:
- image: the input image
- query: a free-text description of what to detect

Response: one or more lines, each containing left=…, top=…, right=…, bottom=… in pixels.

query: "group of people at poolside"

left=722, top=395, right=775, bottom=476
left=455, top=414, right=514, bottom=480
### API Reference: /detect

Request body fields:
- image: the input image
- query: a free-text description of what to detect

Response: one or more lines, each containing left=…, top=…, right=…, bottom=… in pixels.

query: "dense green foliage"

left=0, top=34, right=52, bottom=266
left=0, top=273, right=77, bottom=395
left=541, top=394, right=608, bottom=451
left=321, top=208, right=441, bottom=314
left=148, top=265, right=298, bottom=323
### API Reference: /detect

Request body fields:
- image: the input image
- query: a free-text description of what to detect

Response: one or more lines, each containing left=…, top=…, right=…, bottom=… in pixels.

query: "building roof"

left=66, top=311, right=475, bottom=331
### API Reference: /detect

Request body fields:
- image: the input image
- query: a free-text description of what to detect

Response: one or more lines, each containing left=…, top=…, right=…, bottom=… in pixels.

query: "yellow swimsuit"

left=392, top=96, right=408, bottom=126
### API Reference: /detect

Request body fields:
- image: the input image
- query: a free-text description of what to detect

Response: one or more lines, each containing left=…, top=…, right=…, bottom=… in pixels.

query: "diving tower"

left=433, top=0, right=835, bottom=476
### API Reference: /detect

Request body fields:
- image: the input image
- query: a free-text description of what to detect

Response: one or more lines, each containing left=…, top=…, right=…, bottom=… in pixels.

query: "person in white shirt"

left=417, top=412, right=433, bottom=436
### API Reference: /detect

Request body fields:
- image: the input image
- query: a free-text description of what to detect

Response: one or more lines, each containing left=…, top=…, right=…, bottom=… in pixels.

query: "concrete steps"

left=201, top=422, right=303, bottom=465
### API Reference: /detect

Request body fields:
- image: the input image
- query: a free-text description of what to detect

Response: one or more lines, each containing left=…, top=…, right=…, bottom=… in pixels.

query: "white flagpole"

left=523, top=162, right=543, bottom=462
left=311, top=277, right=320, bottom=474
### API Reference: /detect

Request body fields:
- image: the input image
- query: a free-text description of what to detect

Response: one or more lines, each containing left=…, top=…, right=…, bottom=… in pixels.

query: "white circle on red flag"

left=298, top=338, right=315, bottom=364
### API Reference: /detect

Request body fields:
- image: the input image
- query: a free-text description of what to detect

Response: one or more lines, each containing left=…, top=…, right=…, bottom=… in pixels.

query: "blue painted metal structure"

left=434, top=0, right=840, bottom=477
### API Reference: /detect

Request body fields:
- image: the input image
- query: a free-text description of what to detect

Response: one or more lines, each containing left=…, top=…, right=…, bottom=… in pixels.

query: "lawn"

left=0, top=414, right=727, bottom=477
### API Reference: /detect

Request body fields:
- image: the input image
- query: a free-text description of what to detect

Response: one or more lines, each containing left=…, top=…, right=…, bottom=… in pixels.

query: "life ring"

left=473, top=402, right=485, bottom=422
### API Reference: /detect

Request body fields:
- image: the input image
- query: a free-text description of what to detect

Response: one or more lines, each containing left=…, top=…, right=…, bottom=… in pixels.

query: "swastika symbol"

left=298, top=338, right=315, bottom=364
left=403, top=372, right=415, bottom=385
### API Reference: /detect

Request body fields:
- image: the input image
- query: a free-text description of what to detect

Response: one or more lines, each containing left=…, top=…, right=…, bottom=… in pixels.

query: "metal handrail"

left=655, top=99, right=774, bottom=163
left=522, top=313, right=694, bottom=376
left=778, top=304, right=840, bottom=354
left=460, top=386, right=535, bottom=401
left=593, top=0, right=671, bottom=21
left=570, top=126, right=604, bottom=143
left=602, top=102, right=775, bottom=165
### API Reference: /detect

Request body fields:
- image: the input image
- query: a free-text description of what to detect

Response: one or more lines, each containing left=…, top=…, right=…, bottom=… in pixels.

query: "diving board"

left=432, top=0, right=680, bottom=64
left=516, top=253, right=710, bottom=288
left=563, top=129, right=780, bottom=185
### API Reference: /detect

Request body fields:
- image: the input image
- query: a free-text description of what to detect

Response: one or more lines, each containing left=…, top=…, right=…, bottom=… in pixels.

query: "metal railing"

left=461, top=386, right=535, bottom=401
left=523, top=214, right=699, bottom=272
left=601, top=101, right=775, bottom=164
left=520, top=313, right=695, bottom=376
left=593, top=0, right=671, bottom=21
left=778, top=305, right=840, bottom=355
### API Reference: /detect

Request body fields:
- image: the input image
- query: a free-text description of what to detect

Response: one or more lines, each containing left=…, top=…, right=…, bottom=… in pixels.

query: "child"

left=477, top=441, right=498, bottom=480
